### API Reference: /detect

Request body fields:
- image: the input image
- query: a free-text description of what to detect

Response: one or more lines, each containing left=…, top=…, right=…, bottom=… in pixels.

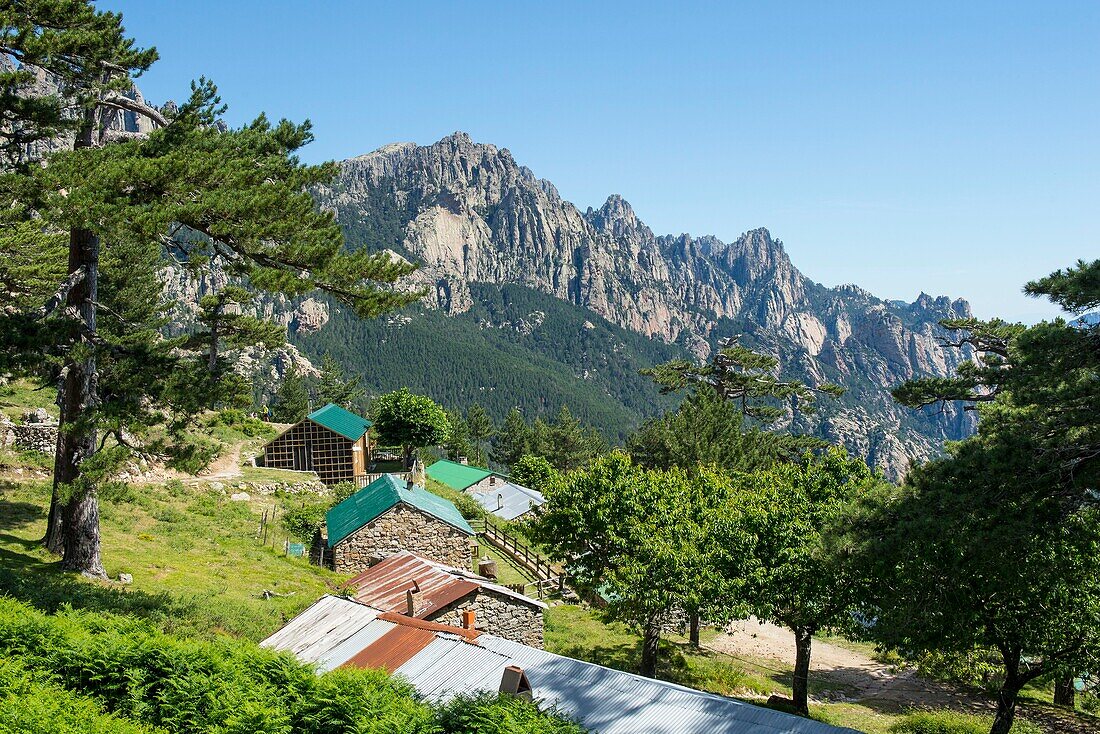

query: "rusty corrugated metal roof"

left=344, top=551, right=480, bottom=618
left=343, top=624, right=437, bottom=671
left=345, top=550, right=547, bottom=615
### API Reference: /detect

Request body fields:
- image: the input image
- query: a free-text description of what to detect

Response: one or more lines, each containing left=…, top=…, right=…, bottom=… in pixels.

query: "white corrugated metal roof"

left=476, top=635, right=859, bottom=734
left=467, top=481, right=545, bottom=521
left=394, top=633, right=511, bottom=702
left=264, top=596, right=856, bottom=734
left=260, top=595, right=384, bottom=665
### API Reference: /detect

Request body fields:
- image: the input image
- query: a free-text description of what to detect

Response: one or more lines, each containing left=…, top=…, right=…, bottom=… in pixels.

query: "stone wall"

left=332, top=504, right=473, bottom=574
left=430, top=587, right=544, bottom=648
left=5, top=423, right=57, bottom=454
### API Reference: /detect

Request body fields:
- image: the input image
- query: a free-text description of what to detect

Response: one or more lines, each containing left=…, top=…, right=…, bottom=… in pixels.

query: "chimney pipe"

left=500, top=665, right=532, bottom=698
left=405, top=580, right=421, bottom=617
left=462, top=609, right=476, bottom=630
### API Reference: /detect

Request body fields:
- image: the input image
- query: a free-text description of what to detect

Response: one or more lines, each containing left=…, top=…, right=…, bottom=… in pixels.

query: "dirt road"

left=707, top=618, right=987, bottom=711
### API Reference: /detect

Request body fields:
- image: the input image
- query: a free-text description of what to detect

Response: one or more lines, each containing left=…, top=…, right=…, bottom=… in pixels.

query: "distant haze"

left=106, top=1, right=1099, bottom=323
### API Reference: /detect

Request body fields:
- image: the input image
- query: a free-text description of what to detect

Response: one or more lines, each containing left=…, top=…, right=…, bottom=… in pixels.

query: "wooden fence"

left=472, top=518, right=565, bottom=594
left=355, top=471, right=410, bottom=487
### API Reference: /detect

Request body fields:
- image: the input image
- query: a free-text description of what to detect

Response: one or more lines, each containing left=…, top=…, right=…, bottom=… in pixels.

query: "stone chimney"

left=499, top=665, right=532, bottom=698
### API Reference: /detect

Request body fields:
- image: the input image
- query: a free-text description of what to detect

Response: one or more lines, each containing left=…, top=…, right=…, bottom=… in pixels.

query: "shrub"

left=0, top=658, right=158, bottom=734
left=890, top=711, right=1042, bottom=734
left=436, top=692, right=587, bottom=734
left=209, top=409, right=272, bottom=438
left=281, top=500, right=328, bottom=541
left=451, top=491, right=486, bottom=521
left=330, top=481, right=357, bottom=505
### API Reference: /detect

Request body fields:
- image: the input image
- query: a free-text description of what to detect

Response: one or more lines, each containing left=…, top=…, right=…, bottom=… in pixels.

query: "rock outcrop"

left=315, top=132, right=975, bottom=477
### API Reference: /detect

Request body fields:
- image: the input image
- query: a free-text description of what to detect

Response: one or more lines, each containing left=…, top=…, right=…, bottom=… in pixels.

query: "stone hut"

left=323, top=474, right=475, bottom=573
left=260, top=403, right=372, bottom=486
left=345, top=550, right=547, bottom=648
left=426, top=459, right=504, bottom=495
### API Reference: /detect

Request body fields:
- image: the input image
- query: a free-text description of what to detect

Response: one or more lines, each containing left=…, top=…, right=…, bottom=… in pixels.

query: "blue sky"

left=103, top=1, right=1099, bottom=322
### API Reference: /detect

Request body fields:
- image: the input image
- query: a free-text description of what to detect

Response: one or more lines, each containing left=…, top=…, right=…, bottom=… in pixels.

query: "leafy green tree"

left=442, top=410, right=472, bottom=462
left=491, top=406, right=531, bottom=469
left=509, top=454, right=559, bottom=492
left=857, top=431, right=1100, bottom=734
left=372, top=388, right=450, bottom=468
left=724, top=449, right=883, bottom=715
left=465, top=404, right=494, bottom=466
left=272, top=366, right=310, bottom=423
left=314, top=352, right=364, bottom=410
left=529, top=453, right=738, bottom=677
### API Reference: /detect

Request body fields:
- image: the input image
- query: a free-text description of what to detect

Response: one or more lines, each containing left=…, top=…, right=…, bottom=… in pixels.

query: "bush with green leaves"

left=889, top=711, right=1042, bottom=734
left=280, top=499, right=328, bottom=541
left=0, top=658, right=159, bottom=734
left=435, top=693, right=586, bottom=734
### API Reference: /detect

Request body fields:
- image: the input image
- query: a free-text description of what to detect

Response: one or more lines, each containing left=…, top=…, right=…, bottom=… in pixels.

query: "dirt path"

left=197, top=441, right=245, bottom=481
left=707, top=618, right=988, bottom=711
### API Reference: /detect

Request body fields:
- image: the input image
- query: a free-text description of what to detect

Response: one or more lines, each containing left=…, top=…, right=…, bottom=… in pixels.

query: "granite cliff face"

left=315, top=132, right=973, bottom=476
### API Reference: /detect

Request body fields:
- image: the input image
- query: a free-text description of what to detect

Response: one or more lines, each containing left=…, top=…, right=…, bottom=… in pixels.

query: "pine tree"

left=272, top=367, right=309, bottom=423
left=2, top=3, right=419, bottom=576
left=465, top=404, right=494, bottom=467
left=168, top=284, right=287, bottom=411
left=540, top=405, right=604, bottom=471
left=442, top=410, right=472, bottom=462
left=315, top=353, right=364, bottom=410
left=491, top=407, right=530, bottom=469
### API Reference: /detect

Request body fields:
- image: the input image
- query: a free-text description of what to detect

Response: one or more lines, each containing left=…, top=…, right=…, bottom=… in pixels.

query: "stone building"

left=345, top=550, right=546, bottom=648
left=426, top=458, right=504, bottom=495
left=260, top=403, right=372, bottom=486
left=323, top=474, right=475, bottom=573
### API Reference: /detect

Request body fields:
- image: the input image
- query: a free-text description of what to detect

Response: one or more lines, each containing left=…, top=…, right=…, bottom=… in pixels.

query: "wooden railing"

left=355, top=471, right=410, bottom=487
left=472, top=518, right=565, bottom=594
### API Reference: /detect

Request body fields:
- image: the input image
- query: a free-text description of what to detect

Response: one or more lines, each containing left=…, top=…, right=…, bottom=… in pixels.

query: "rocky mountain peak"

left=586, top=195, right=643, bottom=238
left=313, top=132, right=975, bottom=477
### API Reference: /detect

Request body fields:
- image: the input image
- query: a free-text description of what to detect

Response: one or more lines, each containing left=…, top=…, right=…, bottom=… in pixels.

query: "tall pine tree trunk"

left=56, top=222, right=105, bottom=578
left=47, top=118, right=107, bottom=578
left=792, top=626, right=814, bottom=716
left=990, top=650, right=1024, bottom=734
left=42, top=423, right=66, bottom=553
left=639, top=614, right=663, bottom=678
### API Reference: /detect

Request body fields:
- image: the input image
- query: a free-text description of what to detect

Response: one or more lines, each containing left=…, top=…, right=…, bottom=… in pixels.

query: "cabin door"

left=293, top=443, right=313, bottom=471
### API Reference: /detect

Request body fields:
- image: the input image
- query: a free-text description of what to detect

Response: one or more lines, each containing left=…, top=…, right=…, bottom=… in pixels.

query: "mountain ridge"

left=308, top=131, right=974, bottom=477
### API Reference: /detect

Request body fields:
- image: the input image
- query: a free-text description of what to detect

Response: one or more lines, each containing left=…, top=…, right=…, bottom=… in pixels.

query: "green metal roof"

left=425, top=459, right=495, bottom=491
left=307, top=403, right=372, bottom=441
left=326, top=474, right=474, bottom=547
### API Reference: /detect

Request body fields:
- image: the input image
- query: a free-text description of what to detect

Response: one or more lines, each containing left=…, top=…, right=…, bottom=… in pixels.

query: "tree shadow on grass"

left=551, top=639, right=643, bottom=675
left=0, top=495, right=189, bottom=624
left=0, top=499, right=44, bottom=531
